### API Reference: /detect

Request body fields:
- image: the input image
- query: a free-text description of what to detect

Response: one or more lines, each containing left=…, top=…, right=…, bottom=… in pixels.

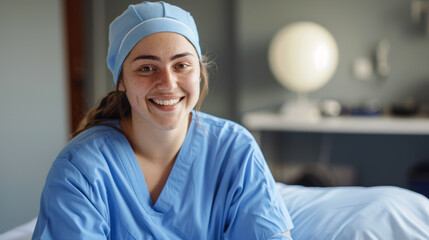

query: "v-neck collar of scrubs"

left=114, top=112, right=198, bottom=215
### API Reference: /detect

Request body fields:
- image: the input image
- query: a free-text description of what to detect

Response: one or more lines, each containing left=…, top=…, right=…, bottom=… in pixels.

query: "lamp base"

left=280, top=98, right=321, bottom=122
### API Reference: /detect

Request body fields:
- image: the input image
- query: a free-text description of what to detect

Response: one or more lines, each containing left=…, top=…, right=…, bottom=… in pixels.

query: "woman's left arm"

left=223, top=144, right=294, bottom=240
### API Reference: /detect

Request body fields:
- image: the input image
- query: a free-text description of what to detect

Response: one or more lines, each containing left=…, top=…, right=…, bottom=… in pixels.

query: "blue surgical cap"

left=107, top=1, right=201, bottom=85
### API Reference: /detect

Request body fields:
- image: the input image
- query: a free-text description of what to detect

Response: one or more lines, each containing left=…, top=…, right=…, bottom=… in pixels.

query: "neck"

left=120, top=113, right=191, bottom=165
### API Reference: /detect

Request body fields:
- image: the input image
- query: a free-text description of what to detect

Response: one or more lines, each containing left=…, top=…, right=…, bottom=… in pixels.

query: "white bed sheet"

left=0, top=218, right=36, bottom=240
left=276, top=183, right=429, bottom=239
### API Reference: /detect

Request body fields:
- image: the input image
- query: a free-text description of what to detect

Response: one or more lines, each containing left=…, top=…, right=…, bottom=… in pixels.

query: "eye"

left=139, top=66, right=156, bottom=72
left=174, top=63, right=189, bottom=70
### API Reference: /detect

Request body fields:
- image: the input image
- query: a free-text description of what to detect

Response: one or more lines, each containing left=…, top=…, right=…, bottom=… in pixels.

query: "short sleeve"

left=32, top=159, right=110, bottom=240
left=223, top=144, right=294, bottom=240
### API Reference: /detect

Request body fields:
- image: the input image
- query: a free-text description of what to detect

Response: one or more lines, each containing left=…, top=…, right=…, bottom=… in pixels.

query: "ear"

left=117, top=74, right=126, bottom=91
left=118, top=81, right=125, bottom=91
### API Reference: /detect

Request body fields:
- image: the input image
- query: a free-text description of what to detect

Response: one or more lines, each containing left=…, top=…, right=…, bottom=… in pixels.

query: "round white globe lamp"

left=268, top=22, right=339, bottom=121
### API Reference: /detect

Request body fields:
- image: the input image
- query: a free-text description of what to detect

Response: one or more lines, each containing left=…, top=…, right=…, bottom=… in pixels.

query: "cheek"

left=125, top=86, right=148, bottom=108
left=189, top=71, right=201, bottom=92
left=186, top=76, right=201, bottom=97
left=125, top=90, right=140, bottom=107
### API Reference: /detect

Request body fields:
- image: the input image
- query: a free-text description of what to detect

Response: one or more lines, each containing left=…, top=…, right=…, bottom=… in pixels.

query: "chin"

left=152, top=112, right=191, bottom=130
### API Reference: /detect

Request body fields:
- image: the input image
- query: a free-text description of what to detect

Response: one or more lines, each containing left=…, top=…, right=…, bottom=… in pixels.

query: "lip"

left=149, top=94, right=183, bottom=100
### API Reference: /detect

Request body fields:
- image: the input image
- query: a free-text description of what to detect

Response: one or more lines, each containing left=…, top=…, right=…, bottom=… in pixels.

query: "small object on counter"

left=350, top=99, right=383, bottom=116
left=320, top=99, right=342, bottom=117
left=390, top=99, right=419, bottom=116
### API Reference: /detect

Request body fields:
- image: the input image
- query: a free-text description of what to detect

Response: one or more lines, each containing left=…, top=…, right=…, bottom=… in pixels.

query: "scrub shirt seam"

left=58, top=157, right=110, bottom=226
left=246, top=143, right=295, bottom=234
left=75, top=124, right=161, bottom=216
left=250, top=149, right=287, bottom=215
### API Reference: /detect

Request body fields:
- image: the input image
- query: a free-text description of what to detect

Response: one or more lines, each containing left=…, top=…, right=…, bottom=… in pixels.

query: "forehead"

left=129, top=32, right=198, bottom=57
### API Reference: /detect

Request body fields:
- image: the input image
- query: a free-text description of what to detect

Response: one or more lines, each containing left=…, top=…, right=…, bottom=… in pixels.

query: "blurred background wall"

left=237, top=0, right=429, bottom=189
left=1, top=0, right=428, bottom=233
left=239, top=0, right=429, bottom=113
left=0, top=0, right=68, bottom=232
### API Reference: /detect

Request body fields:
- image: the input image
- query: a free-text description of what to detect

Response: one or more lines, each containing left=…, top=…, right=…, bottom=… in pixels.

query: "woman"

left=32, top=1, right=293, bottom=239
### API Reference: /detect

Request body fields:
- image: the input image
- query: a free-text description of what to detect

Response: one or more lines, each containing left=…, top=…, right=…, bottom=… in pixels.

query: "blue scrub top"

left=32, top=111, right=293, bottom=239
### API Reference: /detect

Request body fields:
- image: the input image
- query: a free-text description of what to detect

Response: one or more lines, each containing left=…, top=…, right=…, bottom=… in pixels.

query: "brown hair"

left=71, top=59, right=210, bottom=138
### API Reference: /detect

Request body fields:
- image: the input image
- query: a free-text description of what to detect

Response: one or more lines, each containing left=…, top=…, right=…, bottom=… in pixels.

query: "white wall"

left=0, top=0, right=68, bottom=232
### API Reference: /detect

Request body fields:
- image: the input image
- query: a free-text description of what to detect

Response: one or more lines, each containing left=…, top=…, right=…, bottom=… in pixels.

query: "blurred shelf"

left=242, top=111, right=429, bottom=135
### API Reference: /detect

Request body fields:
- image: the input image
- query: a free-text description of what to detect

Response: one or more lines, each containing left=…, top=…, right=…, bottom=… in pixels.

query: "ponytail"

left=71, top=87, right=131, bottom=138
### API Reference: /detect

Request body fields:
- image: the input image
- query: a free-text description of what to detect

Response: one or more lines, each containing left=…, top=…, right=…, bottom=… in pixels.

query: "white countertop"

left=242, top=111, right=429, bottom=135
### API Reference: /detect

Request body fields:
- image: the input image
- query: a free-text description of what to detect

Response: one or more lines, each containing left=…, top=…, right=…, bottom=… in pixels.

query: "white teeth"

left=152, top=98, right=180, bottom=106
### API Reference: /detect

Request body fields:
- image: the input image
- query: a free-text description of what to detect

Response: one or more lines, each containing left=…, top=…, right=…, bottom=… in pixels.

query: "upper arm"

left=32, top=159, right=110, bottom=239
left=223, top=144, right=294, bottom=239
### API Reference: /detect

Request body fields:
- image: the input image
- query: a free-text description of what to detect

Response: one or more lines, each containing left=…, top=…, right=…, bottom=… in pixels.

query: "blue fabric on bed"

left=276, top=183, right=429, bottom=239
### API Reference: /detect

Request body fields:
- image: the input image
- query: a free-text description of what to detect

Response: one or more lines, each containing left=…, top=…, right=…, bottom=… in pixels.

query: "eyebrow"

left=132, top=52, right=194, bottom=62
left=170, top=52, right=194, bottom=61
left=132, top=55, right=160, bottom=62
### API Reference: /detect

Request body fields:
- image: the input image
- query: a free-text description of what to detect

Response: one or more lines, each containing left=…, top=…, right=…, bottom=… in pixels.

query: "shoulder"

left=61, top=122, right=123, bottom=155
left=192, top=111, right=263, bottom=165
left=53, top=122, right=128, bottom=177
left=195, top=111, right=255, bottom=143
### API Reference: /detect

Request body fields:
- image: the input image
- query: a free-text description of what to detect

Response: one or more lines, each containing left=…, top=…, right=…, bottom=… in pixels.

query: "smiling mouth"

left=151, top=97, right=183, bottom=106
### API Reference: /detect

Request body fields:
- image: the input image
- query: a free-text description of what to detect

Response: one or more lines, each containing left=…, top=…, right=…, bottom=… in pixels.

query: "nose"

left=156, top=69, right=177, bottom=91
